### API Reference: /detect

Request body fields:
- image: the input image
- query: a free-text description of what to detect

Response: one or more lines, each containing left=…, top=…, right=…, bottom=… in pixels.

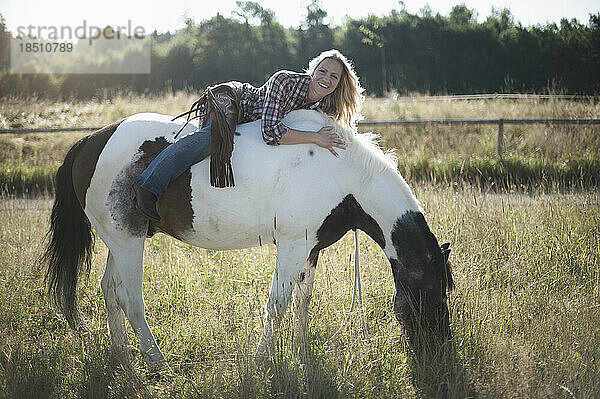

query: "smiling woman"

left=133, top=49, right=365, bottom=222
left=309, top=59, right=342, bottom=100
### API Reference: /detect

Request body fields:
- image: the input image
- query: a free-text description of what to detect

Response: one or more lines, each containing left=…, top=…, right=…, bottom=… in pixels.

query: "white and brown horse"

left=43, top=110, right=453, bottom=367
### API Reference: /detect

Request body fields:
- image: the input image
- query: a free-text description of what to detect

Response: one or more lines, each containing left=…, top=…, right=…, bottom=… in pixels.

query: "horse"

left=43, top=109, right=454, bottom=368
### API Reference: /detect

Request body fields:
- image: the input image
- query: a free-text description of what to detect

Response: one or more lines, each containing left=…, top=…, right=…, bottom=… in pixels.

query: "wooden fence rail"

left=393, top=93, right=596, bottom=102
left=358, top=118, right=600, bottom=156
left=1, top=118, right=599, bottom=157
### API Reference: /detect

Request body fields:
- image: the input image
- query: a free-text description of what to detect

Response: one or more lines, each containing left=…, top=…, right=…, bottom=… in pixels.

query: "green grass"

left=399, top=154, right=600, bottom=190
left=2, top=154, right=598, bottom=195
left=0, top=164, right=56, bottom=195
left=0, top=187, right=598, bottom=398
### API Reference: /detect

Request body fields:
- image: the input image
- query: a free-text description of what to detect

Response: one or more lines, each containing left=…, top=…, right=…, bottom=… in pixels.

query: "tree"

left=233, top=2, right=291, bottom=82
left=0, top=14, right=10, bottom=71
left=449, top=5, right=476, bottom=26
left=234, top=1, right=275, bottom=26
left=295, top=0, right=335, bottom=68
left=358, top=21, right=387, bottom=93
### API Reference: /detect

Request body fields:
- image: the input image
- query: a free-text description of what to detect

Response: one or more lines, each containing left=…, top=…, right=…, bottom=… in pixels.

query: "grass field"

left=0, top=94, right=599, bottom=398
left=0, top=186, right=598, bottom=398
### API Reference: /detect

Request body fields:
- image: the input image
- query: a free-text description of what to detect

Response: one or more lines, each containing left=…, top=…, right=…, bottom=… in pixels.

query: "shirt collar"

left=305, top=100, right=321, bottom=109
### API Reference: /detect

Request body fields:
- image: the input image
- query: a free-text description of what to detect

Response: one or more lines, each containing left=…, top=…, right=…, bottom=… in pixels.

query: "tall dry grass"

left=0, top=91, right=198, bottom=130
left=0, top=94, right=598, bottom=397
left=0, top=185, right=598, bottom=398
left=1, top=94, right=599, bottom=193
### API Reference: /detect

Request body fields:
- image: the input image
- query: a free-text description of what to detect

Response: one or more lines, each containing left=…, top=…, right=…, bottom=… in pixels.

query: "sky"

left=2, top=0, right=599, bottom=36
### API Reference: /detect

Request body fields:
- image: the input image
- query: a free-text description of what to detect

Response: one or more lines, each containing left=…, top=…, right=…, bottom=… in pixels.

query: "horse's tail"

left=42, top=137, right=94, bottom=330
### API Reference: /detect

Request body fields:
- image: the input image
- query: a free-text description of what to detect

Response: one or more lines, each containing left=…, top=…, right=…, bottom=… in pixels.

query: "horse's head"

left=282, top=110, right=455, bottom=341
left=386, top=212, right=454, bottom=341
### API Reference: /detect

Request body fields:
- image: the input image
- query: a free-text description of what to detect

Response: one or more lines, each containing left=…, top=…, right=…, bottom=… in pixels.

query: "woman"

left=134, top=49, right=364, bottom=221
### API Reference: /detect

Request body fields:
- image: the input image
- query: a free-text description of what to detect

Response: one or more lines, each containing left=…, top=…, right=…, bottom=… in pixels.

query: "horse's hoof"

left=146, top=362, right=169, bottom=381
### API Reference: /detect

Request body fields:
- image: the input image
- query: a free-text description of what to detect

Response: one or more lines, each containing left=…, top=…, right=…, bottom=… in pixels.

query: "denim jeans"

left=135, top=120, right=211, bottom=198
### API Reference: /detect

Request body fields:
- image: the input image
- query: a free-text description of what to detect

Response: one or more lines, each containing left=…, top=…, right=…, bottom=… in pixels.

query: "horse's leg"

left=101, top=251, right=128, bottom=355
left=109, top=241, right=165, bottom=367
left=292, top=251, right=319, bottom=350
left=256, top=239, right=311, bottom=359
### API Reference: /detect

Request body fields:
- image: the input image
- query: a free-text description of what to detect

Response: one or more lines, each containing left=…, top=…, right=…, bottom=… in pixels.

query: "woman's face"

left=308, top=58, right=343, bottom=102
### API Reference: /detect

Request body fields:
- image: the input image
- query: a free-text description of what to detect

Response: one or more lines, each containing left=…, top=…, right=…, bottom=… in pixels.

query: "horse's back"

left=185, top=112, right=347, bottom=248
left=77, top=111, right=345, bottom=249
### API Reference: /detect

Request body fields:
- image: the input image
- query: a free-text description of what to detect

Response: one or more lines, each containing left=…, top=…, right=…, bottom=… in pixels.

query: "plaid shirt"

left=239, top=70, right=321, bottom=145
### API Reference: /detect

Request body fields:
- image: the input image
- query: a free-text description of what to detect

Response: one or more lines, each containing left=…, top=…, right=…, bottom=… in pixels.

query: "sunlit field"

left=0, top=94, right=599, bottom=398
left=1, top=94, right=599, bottom=194
left=0, top=186, right=598, bottom=398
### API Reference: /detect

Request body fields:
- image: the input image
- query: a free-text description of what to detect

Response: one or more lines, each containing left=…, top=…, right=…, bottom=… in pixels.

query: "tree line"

left=1, top=1, right=599, bottom=98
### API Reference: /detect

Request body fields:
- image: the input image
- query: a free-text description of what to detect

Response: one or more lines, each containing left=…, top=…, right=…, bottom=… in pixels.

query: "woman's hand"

left=312, top=126, right=346, bottom=156
left=278, top=126, right=347, bottom=156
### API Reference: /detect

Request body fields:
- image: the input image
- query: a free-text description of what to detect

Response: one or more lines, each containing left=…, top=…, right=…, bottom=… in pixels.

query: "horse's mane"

left=282, top=110, right=399, bottom=183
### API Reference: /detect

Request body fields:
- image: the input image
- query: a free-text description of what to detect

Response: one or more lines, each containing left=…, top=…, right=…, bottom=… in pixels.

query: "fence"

left=392, top=93, right=596, bottom=102
left=358, top=118, right=600, bottom=156
left=1, top=118, right=599, bottom=157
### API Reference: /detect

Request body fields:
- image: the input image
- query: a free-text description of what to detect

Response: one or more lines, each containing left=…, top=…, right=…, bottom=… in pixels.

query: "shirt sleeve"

left=261, top=72, right=291, bottom=145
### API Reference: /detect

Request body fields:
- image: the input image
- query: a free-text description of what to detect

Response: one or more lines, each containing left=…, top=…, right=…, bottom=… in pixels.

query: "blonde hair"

left=306, top=49, right=364, bottom=127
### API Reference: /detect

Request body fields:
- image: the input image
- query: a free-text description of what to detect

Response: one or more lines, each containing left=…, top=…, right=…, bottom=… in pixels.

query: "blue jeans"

left=135, top=120, right=211, bottom=198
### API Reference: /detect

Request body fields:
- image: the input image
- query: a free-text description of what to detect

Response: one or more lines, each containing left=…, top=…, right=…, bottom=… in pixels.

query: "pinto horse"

left=43, top=110, right=453, bottom=367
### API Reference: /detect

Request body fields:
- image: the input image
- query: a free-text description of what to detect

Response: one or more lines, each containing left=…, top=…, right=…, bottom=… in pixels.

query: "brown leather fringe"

left=174, top=82, right=244, bottom=188
left=206, top=86, right=239, bottom=187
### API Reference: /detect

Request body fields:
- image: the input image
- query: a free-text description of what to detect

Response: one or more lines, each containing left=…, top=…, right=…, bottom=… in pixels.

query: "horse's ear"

left=439, top=242, right=454, bottom=290
left=440, top=242, right=451, bottom=264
